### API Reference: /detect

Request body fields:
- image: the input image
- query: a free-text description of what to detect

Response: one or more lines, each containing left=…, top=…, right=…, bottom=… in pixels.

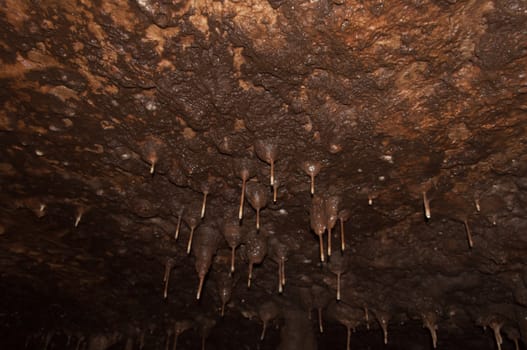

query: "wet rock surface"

left=1, top=0, right=527, bottom=348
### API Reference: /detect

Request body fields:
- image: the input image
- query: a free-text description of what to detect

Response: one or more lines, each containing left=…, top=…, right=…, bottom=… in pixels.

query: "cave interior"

left=1, top=0, right=527, bottom=349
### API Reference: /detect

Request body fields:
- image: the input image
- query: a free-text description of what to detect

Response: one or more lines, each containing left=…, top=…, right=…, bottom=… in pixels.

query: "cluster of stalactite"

left=21, top=318, right=200, bottom=350
left=10, top=136, right=522, bottom=350
left=19, top=308, right=524, bottom=350
left=161, top=139, right=290, bottom=303
left=155, top=138, right=517, bottom=349
left=157, top=136, right=487, bottom=305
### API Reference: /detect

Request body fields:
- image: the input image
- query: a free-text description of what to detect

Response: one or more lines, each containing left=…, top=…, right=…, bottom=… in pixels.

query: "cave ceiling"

left=1, top=0, right=527, bottom=349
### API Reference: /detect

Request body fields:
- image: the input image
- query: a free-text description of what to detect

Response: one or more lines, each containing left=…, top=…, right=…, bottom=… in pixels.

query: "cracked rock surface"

left=1, top=0, right=527, bottom=349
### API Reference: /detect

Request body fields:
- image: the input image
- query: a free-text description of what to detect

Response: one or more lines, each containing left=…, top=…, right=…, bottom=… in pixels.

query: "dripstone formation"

left=1, top=0, right=527, bottom=349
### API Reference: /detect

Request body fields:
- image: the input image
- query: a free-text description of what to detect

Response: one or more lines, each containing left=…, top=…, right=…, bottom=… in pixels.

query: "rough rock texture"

left=1, top=0, right=527, bottom=349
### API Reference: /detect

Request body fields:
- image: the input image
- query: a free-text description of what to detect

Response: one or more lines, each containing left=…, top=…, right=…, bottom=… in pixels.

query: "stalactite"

left=300, top=287, right=314, bottom=321
left=312, top=285, right=330, bottom=334
left=174, top=207, right=184, bottom=240
left=38, top=203, right=46, bottom=218
left=164, top=328, right=173, bottom=350
left=43, top=331, right=53, bottom=350
left=74, top=207, right=85, bottom=228
left=331, top=303, right=362, bottom=350
left=185, top=208, right=201, bottom=255
left=441, top=194, right=476, bottom=250
left=318, top=307, right=324, bottom=333
left=423, top=191, right=431, bottom=219
left=200, top=187, right=209, bottom=219
left=281, top=256, right=286, bottom=287
left=193, top=225, right=221, bottom=300
left=74, top=335, right=84, bottom=350
left=338, top=209, right=351, bottom=252
left=464, top=218, right=474, bottom=248
left=422, top=311, right=438, bottom=349
left=163, top=258, right=176, bottom=299
left=123, top=337, right=133, bottom=350
left=222, top=220, right=243, bottom=273
left=149, top=159, right=156, bottom=174
left=173, top=320, right=193, bottom=350
left=246, top=234, right=267, bottom=288
left=328, top=252, right=348, bottom=301
left=302, top=160, right=321, bottom=195
left=489, top=318, right=504, bottom=350
left=364, top=306, right=370, bottom=330
left=139, top=330, right=145, bottom=350
left=235, top=158, right=255, bottom=220
left=217, top=273, right=233, bottom=317
left=192, top=174, right=217, bottom=220
left=270, top=237, right=288, bottom=294
left=246, top=182, right=268, bottom=231
left=254, top=140, right=278, bottom=186
left=375, top=310, right=390, bottom=345
left=504, top=326, right=520, bottom=350
left=196, top=316, right=216, bottom=350
left=325, top=196, right=339, bottom=257
left=259, top=301, right=280, bottom=341
left=310, top=196, right=327, bottom=262
left=140, top=136, right=163, bottom=175
left=272, top=179, right=280, bottom=203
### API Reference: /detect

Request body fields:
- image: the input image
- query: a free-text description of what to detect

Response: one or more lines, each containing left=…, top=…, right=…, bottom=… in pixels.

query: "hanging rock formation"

left=1, top=0, right=527, bottom=349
